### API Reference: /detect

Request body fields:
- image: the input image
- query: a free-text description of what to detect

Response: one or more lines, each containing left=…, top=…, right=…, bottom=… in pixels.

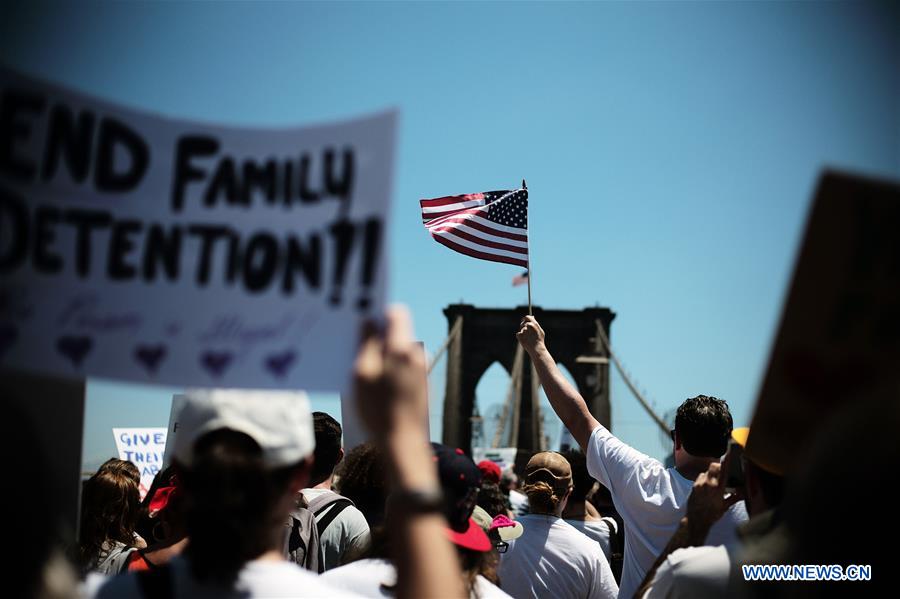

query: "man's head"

left=522, top=451, right=573, bottom=515
left=309, top=411, right=343, bottom=486
left=560, top=449, right=594, bottom=503
left=171, top=389, right=315, bottom=584
left=673, top=395, right=733, bottom=459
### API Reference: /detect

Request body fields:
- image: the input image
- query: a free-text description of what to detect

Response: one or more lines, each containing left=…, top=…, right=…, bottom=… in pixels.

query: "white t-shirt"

left=585, top=425, right=748, bottom=599
left=303, top=488, right=371, bottom=570
left=498, top=513, right=618, bottom=599
left=321, top=558, right=512, bottom=599
left=563, top=518, right=613, bottom=563
left=87, top=555, right=360, bottom=598
left=508, top=489, right=529, bottom=517
left=642, top=545, right=733, bottom=598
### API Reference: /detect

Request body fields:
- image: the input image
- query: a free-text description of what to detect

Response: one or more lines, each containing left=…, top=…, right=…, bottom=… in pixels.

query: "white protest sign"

left=0, top=68, right=396, bottom=390
left=113, top=427, right=167, bottom=499
left=472, top=447, right=518, bottom=471
left=161, top=393, right=187, bottom=469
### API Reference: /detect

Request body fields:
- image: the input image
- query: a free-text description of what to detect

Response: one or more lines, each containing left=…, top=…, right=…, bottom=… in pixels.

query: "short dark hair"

left=675, top=395, right=733, bottom=458
left=310, top=412, right=342, bottom=485
left=560, top=449, right=593, bottom=501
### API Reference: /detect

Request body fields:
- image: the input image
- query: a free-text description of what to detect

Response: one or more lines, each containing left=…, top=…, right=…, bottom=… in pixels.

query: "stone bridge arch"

left=441, top=304, right=615, bottom=466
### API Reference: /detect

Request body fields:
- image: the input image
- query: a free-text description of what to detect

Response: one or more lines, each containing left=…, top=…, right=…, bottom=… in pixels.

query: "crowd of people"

left=19, top=309, right=883, bottom=598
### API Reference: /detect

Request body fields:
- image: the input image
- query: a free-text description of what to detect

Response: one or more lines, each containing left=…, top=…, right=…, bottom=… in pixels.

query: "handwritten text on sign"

left=0, top=68, right=396, bottom=389
left=113, top=427, right=167, bottom=500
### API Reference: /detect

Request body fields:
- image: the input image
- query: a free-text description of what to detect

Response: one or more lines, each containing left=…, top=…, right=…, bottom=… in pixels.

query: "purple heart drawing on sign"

left=265, top=350, right=297, bottom=379
left=0, top=324, right=18, bottom=360
left=201, top=351, right=233, bottom=378
left=135, top=344, right=167, bottom=375
left=57, top=335, right=93, bottom=367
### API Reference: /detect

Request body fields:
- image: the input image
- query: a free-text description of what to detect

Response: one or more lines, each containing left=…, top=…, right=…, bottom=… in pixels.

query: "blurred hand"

left=354, top=305, right=428, bottom=440
left=686, top=461, right=742, bottom=543
left=516, top=315, right=546, bottom=354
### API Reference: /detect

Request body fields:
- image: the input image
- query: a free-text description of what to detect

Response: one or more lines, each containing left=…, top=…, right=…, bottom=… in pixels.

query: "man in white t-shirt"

left=639, top=427, right=786, bottom=598
left=499, top=451, right=618, bottom=599
left=516, top=316, right=748, bottom=599
left=302, top=412, right=370, bottom=570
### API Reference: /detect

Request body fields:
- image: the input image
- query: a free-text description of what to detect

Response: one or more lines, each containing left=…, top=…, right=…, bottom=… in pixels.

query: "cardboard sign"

left=0, top=67, right=396, bottom=390
left=747, top=171, right=900, bottom=476
left=113, top=427, right=167, bottom=499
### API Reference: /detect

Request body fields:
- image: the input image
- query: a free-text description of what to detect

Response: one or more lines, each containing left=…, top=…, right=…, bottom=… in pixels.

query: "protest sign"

left=113, top=427, right=166, bottom=498
left=472, top=447, right=518, bottom=471
left=0, top=67, right=397, bottom=390
left=161, top=393, right=187, bottom=469
left=747, top=170, right=900, bottom=476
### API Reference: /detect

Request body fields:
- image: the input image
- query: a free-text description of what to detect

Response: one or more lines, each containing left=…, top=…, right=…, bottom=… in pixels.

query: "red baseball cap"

left=477, top=460, right=502, bottom=484
left=432, top=444, right=491, bottom=552
left=446, top=517, right=492, bottom=552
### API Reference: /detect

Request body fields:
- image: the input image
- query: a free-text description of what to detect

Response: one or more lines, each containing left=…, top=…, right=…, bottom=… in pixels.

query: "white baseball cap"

left=173, top=389, right=315, bottom=469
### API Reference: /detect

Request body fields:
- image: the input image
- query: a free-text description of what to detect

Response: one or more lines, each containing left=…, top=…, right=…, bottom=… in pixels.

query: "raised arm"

left=517, top=315, right=600, bottom=450
left=355, top=307, right=465, bottom=599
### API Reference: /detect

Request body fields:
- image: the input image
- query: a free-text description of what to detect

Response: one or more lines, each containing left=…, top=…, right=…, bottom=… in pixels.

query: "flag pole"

left=523, top=178, right=532, bottom=316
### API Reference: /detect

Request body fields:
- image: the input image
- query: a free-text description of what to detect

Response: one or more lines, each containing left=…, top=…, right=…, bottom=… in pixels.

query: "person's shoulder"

left=243, top=560, right=365, bottom=596
left=301, top=487, right=329, bottom=500
left=475, top=575, right=514, bottom=599
left=553, top=519, right=606, bottom=557
left=587, top=424, right=662, bottom=469
left=88, top=570, right=141, bottom=599
left=323, top=557, right=390, bottom=577
left=320, top=559, right=393, bottom=594
left=659, top=545, right=732, bottom=595
left=340, top=503, right=370, bottom=526
left=667, top=545, right=731, bottom=574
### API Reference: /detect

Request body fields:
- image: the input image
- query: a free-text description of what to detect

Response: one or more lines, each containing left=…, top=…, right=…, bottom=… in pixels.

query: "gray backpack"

left=284, top=506, right=321, bottom=573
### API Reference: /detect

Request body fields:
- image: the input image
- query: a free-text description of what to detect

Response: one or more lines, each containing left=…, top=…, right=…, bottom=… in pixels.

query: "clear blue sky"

left=3, top=1, right=897, bottom=471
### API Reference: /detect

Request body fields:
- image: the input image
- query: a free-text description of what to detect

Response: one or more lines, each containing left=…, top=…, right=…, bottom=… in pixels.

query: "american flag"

left=420, top=188, right=528, bottom=268
left=512, top=271, right=529, bottom=286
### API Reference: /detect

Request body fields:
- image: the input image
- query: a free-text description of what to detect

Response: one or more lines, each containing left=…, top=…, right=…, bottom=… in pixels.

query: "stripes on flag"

left=420, top=188, right=528, bottom=268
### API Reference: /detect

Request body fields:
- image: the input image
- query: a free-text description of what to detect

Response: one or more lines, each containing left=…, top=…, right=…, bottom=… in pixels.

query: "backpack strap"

left=307, top=490, right=354, bottom=514
left=601, top=516, right=624, bottom=583
left=136, top=563, right=174, bottom=599
left=315, top=498, right=353, bottom=538
left=307, top=491, right=356, bottom=537
left=600, top=516, right=618, bottom=536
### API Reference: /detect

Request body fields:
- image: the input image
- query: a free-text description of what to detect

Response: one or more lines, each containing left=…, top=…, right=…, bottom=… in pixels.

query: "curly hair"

left=675, top=395, right=733, bottom=457
left=77, top=459, right=141, bottom=572
left=476, top=481, right=510, bottom=517
left=335, top=442, right=388, bottom=527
